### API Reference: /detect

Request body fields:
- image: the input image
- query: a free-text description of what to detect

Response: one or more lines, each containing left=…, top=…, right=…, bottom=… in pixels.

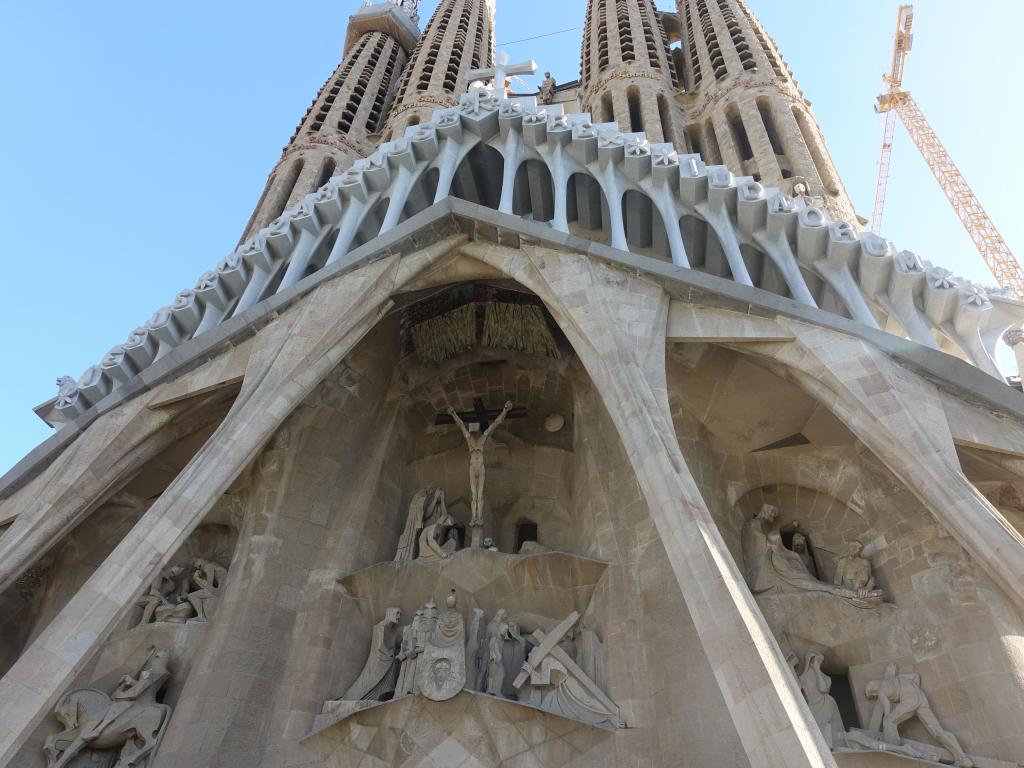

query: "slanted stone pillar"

left=461, top=241, right=835, bottom=768
left=0, top=390, right=230, bottom=595
left=737, top=319, right=1024, bottom=609
left=0, top=238, right=461, bottom=765
left=153, top=355, right=407, bottom=767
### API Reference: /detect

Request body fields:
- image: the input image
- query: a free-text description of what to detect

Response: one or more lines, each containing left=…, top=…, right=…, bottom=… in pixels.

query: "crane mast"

left=872, top=4, right=1024, bottom=299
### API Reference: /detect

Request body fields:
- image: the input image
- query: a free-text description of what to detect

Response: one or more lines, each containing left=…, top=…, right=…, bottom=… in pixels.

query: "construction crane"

left=872, top=4, right=1024, bottom=299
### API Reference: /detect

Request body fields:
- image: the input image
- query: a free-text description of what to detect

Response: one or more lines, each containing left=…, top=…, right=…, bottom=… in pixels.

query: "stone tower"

left=240, top=1, right=420, bottom=240
left=579, top=0, right=684, bottom=145
left=6, top=4, right=1024, bottom=768
left=385, top=0, right=495, bottom=138
left=676, top=0, right=857, bottom=221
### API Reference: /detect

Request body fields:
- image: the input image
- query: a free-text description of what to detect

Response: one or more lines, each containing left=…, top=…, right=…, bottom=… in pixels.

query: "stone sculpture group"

left=789, top=650, right=974, bottom=767
left=322, top=590, right=621, bottom=728
left=741, top=503, right=885, bottom=608
left=42, top=479, right=996, bottom=764
left=44, top=648, right=174, bottom=768
left=134, top=557, right=228, bottom=627
left=742, top=503, right=993, bottom=765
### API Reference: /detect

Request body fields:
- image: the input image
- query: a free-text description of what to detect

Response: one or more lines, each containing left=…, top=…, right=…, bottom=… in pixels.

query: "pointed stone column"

left=0, top=237, right=463, bottom=765
left=460, top=241, right=834, bottom=768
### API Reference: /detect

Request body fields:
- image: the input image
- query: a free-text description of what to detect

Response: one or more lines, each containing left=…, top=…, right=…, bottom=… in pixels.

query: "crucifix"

left=465, top=51, right=538, bottom=96
left=437, top=398, right=528, bottom=545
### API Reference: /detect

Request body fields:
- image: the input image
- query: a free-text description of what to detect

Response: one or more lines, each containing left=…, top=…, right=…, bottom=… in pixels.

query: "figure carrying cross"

left=465, top=51, right=537, bottom=96
left=440, top=398, right=525, bottom=545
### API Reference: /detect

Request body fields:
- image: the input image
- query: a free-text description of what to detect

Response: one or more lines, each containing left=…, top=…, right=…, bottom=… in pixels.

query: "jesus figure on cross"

left=447, top=401, right=514, bottom=531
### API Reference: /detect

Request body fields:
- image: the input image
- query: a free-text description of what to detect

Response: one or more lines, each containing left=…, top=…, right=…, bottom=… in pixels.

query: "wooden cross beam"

left=434, top=397, right=527, bottom=431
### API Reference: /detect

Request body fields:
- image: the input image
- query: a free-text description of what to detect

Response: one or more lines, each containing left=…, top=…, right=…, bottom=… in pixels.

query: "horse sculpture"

left=43, top=649, right=172, bottom=768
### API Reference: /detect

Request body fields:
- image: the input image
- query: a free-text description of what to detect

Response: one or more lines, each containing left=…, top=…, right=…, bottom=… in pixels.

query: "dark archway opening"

left=567, top=173, right=611, bottom=245
left=622, top=190, right=670, bottom=261
left=452, top=143, right=503, bottom=210
left=400, top=167, right=440, bottom=223
left=516, top=520, right=538, bottom=552
left=512, top=160, right=555, bottom=223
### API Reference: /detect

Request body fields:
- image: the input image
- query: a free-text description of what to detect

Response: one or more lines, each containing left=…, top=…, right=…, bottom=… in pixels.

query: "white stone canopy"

left=49, top=90, right=1024, bottom=422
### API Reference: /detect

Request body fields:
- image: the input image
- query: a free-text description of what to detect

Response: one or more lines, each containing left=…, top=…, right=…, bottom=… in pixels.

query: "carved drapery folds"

left=741, top=503, right=885, bottom=608
left=317, top=592, right=620, bottom=733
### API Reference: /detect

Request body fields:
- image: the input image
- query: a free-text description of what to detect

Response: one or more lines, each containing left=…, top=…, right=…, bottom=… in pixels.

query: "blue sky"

left=1, top=0, right=1022, bottom=474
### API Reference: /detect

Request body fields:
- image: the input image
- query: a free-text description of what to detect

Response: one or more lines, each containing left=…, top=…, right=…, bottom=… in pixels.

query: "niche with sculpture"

left=127, top=522, right=235, bottom=630
left=309, top=333, right=619, bottom=739
left=43, top=647, right=175, bottom=768
left=310, top=586, right=619, bottom=737
left=31, top=516, right=238, bottom=768
left=737, top=485, right=1015, bottom=767
left=393, top=284, right=578, bottom=558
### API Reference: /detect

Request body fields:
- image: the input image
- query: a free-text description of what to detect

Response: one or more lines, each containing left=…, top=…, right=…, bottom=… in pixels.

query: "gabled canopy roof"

left=43, top=91, right=1024, bottom=432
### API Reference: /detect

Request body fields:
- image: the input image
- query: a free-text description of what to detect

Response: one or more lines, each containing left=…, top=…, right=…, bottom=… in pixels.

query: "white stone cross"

left=466, top=51, right=537, bottom=95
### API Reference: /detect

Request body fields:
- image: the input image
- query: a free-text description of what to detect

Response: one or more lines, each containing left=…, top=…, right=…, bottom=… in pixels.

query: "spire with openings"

left=676, top=0, right=858, bottom=222
left=579, top=0, right=683, bottom=147
left=385, top=0, right=496, bottom=138
left=240, top=1, right=420, bottom=241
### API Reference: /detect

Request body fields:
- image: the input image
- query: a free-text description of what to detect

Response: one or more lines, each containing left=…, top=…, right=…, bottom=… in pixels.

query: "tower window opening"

left=602, top=91, right=615, bottom=125
left=580, top=5, right=593, bottom=85
left=793, top=107, right=840, bottom=195
left=598, top=0, right=610, bottom=69
left=669, top=42, right=684, bottom=89
left=314, top=157, right=336, bottom=192
left=695, top=0, right=727, bottom=80
left=627, top=87, right=643, bottom=133
left=270, top=158, right=304, bottom=222
left=704, top=119, right=722, bottom=165
left=716, top=0, right=756, bottom=71
left=726, top=104, right=753, bottom=162
left=369, top=42, right=404, bottom=134
left=616, top=0, right=635, bottom=63
left=736, top=0, right=785, bottom=77
left=685, top=125, right=704, bottom=158
left=471, top=10, right=484, bottom=69
left=757, top=97, right=785, bottom=156
left=444, top=2, right=473, bottom=92
left=636, top=0, right=661, bottom=68
left=657, top=94, right=673, bottom=145
left=684, top=3, right=702, bottom=89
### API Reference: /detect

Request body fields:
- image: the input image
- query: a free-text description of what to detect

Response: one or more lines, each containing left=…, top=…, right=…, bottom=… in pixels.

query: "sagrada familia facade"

left=3, top=0, right=1024, bottom=766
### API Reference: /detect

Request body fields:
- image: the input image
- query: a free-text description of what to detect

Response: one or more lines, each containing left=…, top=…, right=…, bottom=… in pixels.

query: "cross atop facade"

left=465, top=51, right=538, bottom=96
left=434, top=397, right=528, bottom=431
